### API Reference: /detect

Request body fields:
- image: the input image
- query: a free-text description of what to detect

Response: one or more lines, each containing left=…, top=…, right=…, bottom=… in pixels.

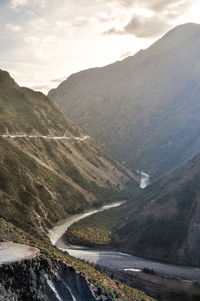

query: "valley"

left=50, top=200, right=200, bottom=300
left=0, top=69, right=153, bottom=300
left=64, top=149, right=200, bottom=271
left=49, top=23, right=200, bottom=180
left=49, top=201, right=125, bottom=246
left=1, top=18, right=200, bottom=300
left=0, top=217, right=154, bottom=301
left=0, top=69, right=138, bottom=241
left=50, top=202, right=200, bottom=281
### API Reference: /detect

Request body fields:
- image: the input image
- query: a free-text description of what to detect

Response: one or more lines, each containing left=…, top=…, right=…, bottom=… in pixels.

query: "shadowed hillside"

left=49, top=23, right=200, bottom=180
left=65, top=150, right=200, bottom=267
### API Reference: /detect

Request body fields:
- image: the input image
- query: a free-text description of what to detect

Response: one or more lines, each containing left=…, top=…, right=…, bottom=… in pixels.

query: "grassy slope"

left=65, top=152, right=200, bottom=266
left=0, top=70, right=154, bottom=300
left=0, top=217, right=155, bottom=301
left=0, top=69, right=137, bottom=240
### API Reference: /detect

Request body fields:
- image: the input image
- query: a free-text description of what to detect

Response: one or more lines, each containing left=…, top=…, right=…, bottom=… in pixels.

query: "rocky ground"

left=0, top=241, right=40, bottom=265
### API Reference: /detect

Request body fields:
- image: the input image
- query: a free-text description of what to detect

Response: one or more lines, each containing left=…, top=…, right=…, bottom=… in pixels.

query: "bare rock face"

left=0, top=258, right=97, bottom=301
left=49, top=23, right=200, bottom=180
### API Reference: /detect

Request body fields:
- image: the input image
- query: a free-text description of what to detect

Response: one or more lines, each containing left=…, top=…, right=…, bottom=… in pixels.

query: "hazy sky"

left=0, top=0, right=199, bottom=93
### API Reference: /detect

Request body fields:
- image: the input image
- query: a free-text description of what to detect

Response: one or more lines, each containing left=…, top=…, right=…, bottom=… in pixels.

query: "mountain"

left=65, top=150, right=200, bottom=267
left=49, top=23, right=200, bottom=180
left=0, top=69, right=137, bottom=241
left=0, top=69, right=154, bottom=300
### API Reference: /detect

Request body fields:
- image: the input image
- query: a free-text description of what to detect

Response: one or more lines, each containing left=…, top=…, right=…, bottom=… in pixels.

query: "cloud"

left=120, top=51, right=133, bottom=59
left=104, top=15, right=169, bottom=37
left=50, top=77, right=66, bottom=83
left=106, top=0, right=190, bottom=13
left=10, top=0, right=46, bottom=10
left=147, top=0, right=189, bottom=13
left=31, top=85, right=49, bottom=91
left=1, top=0, right=196, bottom=95
left=6, top=23, right=22, bottom=32
left=102, top=0, right=191, bottom=38
left=10, top=0, right=29, bottom=9
left=73, top=16, right=89, bottom=28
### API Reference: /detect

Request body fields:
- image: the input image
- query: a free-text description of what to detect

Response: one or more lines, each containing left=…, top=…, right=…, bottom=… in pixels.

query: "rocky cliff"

left=0, top=259, right=96, bottom=301
left=0, top=218, right=154, bottom=301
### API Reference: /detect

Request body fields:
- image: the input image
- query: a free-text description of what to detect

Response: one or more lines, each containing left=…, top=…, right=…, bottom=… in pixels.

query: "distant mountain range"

left=0, top=69, right=136, bottom=241
left=49, top=23, right=200, bottom=180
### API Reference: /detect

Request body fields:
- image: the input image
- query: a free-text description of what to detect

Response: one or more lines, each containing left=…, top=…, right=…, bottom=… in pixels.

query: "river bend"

left=49, top=202, right=200, bottom=281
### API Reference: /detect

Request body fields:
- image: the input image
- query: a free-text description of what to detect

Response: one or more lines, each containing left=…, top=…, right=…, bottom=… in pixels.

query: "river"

left=140, top=172, right=150, bottom=189
left=49, top=202, right=200, bottom=281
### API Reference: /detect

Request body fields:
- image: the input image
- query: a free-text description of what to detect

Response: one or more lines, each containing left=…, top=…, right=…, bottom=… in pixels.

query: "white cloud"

left=104, top=15, right=170, bottom=37
left=10, top=0, right=46, bottom=10
left=6, top=23, right=22, bottom=32
left=120, top=51, right=133, bottom=59
left=1, top=0, right=198, bottom=94
left=10, top=0, right=29, bottom=9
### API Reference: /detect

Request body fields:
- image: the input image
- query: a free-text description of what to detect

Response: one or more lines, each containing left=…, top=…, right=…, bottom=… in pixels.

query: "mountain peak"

left=49, top=21, right=200, bottom=180
left=147, top=22, right=200, bottom=55
left=0, top=69, right=18, bottom=88
left=173, top=22, right=200, bottom=29
left=165, top=22, right=200, bottom=38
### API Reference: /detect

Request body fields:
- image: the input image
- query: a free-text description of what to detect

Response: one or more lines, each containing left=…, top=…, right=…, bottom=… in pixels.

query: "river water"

left=140, top=172, right=150, bottom=189
left=49, top=202, right=200, bottom=281
left=49, top=201, right=125, bottom=245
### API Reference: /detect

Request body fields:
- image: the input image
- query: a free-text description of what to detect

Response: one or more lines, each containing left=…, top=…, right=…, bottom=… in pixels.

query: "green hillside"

left=0, top=69, right=137, bottom=240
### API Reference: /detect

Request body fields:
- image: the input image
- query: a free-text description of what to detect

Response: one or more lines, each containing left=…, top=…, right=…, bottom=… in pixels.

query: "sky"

left=0, top=0, right=199, bottom=93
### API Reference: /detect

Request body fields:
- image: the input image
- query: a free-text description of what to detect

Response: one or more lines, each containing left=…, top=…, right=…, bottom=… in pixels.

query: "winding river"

left=49, top=202, right=200, bottom=281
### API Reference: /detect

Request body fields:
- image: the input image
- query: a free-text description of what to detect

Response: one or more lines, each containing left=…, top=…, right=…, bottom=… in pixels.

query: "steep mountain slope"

left=66, top=151, right=200, bottom=267
left=0, top=219, right=154, bottom=301
left=49, top=23, right=200, bottom=180
left=0, top=69, right=137, bottom=241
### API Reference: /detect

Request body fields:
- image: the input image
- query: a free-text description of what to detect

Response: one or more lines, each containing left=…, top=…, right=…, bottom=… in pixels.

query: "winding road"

left=1, top=134, right=89, bottom=141
left=49, top=202, right=200, bottom=281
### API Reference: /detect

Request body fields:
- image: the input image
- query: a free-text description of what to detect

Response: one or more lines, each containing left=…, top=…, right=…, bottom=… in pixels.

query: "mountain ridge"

left=65, top=149, right=200, bottom=267
left=0, top=69, right=137, bottom=241
left=0, top=69, right=154, bottom=301
left=49, top=22, right=200, bottom=180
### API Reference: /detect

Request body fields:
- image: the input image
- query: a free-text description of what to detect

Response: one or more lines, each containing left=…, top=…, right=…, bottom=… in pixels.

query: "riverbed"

left=49, top=201, right=125, bottom=245
left=49, top=202, right=200, bottom=281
